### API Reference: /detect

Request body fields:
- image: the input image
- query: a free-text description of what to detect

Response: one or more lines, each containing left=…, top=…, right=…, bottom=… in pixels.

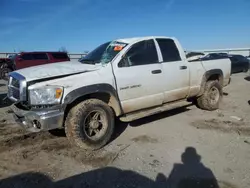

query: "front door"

left=15, top=54, right=34, bottom=69
left=114, top=39, right=164, bottom=113
left=155, top=38, right=189, bottom=103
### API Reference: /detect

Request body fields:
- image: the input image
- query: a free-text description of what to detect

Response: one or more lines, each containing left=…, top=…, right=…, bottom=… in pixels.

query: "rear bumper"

left=11, top=104, right=64, bottom=132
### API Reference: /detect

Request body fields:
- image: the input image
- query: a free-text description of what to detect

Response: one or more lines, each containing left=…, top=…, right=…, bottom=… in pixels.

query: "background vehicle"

left=227, top=55, right=249, bottom=73
left=0, top=52, right=70, bottom=80
left=199, top=53, right=249, bottom=73
left=245, top=55, right=250, bottom=68
left=200, top=53, right=228, bottom=60
left=0, top=57, right=12, bottom=80
left=186, top=51, right=205, bottom=62
left=8, top=36, right=231, bottom=150
left=13, top=52, right=70, bottom=69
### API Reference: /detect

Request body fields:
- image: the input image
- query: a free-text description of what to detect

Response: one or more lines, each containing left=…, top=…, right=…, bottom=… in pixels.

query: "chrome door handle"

left=151, top=69, right=162, bottom=74
left=180, top=66, right=187, bottom=70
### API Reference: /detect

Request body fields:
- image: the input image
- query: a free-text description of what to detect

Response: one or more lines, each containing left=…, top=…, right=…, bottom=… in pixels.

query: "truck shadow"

left=128, top=104, right=192, bottom=127
left=0, top=168, right=162, bottom=188
left=112, top=105, right=192, bottom=143
left=0, top=147, right=232, bottom=188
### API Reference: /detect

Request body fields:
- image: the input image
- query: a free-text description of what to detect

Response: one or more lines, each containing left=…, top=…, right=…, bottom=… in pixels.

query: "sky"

left=0, top=0, right=249, bottom=53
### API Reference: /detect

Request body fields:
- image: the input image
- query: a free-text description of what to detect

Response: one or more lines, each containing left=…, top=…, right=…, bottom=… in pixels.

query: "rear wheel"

left=65, top=99, right=114, bottom=150
left=196, top=80, right=222, bottom=111
left=0, top=66, right=12, bottom=81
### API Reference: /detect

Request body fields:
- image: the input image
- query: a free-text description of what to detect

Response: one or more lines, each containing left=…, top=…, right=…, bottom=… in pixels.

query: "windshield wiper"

left=79, top=59, right=100, bottom=64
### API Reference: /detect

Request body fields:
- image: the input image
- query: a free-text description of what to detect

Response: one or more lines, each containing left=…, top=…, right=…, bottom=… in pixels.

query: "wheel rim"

left=83, top=110, right=108, bottom=141
left=209, top=86, right=220, bottom=105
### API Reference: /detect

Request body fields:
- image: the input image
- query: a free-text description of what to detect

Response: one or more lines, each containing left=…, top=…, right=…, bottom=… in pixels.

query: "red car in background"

left=0, top=52, right=70, bottom=80
left=13, top=52, right=70, bottom=69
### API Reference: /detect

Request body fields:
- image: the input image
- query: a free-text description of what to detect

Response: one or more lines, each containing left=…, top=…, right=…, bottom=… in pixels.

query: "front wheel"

left=65, top=99, right=114, bottom=150
left=196, top=80, right=222, bottom=111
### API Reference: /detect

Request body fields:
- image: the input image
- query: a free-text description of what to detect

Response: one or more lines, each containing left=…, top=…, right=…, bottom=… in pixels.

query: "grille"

left=11, top=77, right=20, bottom=88
left=7, top=72, right=26, bottom=102
left=8, top=86, right=20, bottom=99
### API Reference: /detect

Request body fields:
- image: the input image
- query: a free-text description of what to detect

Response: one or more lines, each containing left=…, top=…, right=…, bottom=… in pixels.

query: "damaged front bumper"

left=11, top=104, right=64, bottom=132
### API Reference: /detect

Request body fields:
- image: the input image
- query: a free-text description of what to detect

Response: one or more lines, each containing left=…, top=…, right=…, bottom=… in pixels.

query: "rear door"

left=114, top=39, right=164, bottom=113
left=156, top=38, right=189, bottom=103
left=32, top=53, right=49, bottom=66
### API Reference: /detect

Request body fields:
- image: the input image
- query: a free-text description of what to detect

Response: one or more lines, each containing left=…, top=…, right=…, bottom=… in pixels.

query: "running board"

left=120, top=100, right=192, bottom=122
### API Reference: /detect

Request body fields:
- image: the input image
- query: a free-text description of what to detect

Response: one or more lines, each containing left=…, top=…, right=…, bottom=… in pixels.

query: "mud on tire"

left=65, top=99, right=114, bottom=150
left=196, top=80, right=222, bottom=111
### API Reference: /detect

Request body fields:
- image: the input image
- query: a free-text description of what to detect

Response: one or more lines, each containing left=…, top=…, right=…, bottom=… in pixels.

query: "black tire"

left=196, top=80, right=222, bottom=111
left=0, top=67, right=12, bottom=81
left=65, top=99, right=114, bottom=150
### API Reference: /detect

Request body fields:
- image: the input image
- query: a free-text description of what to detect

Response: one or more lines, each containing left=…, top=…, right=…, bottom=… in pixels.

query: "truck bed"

left=201, top=58, right=231, bottom=86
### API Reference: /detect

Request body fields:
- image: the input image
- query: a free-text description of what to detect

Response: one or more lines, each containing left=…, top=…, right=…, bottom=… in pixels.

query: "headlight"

left=29, top=86, right=63, bottom=105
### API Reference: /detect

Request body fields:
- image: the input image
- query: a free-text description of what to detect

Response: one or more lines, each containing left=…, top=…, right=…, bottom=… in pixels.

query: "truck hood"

left=14, top=60, right=101, bottom=82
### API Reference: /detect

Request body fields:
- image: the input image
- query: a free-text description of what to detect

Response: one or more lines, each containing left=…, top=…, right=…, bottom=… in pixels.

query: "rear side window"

left=33, top=53, right=48, bottom=60
left=156, top=39, right=181, bottom=62
left=119, top=39, right=158, bottom=67
left=51, top=53, right=69, bottom=59
left=21, top=54, right=33, bottom=60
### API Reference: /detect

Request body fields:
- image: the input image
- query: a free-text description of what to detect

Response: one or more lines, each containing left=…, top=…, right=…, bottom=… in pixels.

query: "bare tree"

left=59, top=47, right=68, bottom=53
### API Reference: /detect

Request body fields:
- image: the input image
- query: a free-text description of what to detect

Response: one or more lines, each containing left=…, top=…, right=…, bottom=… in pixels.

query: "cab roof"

left=116, top=36, right=174, bottom=44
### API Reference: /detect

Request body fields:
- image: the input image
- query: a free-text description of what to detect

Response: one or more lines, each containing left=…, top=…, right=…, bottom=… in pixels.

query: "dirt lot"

left=0, top=73, right=250, bottom=188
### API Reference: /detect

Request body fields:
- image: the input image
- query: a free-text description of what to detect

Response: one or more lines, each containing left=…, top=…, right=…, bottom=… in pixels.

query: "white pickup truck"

left=8, top=36, right=231, bottom=150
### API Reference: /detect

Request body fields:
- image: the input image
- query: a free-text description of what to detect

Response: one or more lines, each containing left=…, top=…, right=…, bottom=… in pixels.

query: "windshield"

left=79, top=41, right=128, bottom=64
left=8, top=54, right=18, bottom=59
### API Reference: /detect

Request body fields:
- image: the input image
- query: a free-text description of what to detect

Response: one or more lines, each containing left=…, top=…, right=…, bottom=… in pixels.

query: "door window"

left=21, top=54, right=33, bottom=60
left=119, top=40, right=158, bottom=67
left=33, top=53, right=48, bottom=60
left=156, top=39, right=181, bottom=62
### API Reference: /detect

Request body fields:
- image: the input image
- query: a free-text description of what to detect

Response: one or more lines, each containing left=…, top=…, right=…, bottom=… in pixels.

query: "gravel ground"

left=0, top=73, right=250, bottom=188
